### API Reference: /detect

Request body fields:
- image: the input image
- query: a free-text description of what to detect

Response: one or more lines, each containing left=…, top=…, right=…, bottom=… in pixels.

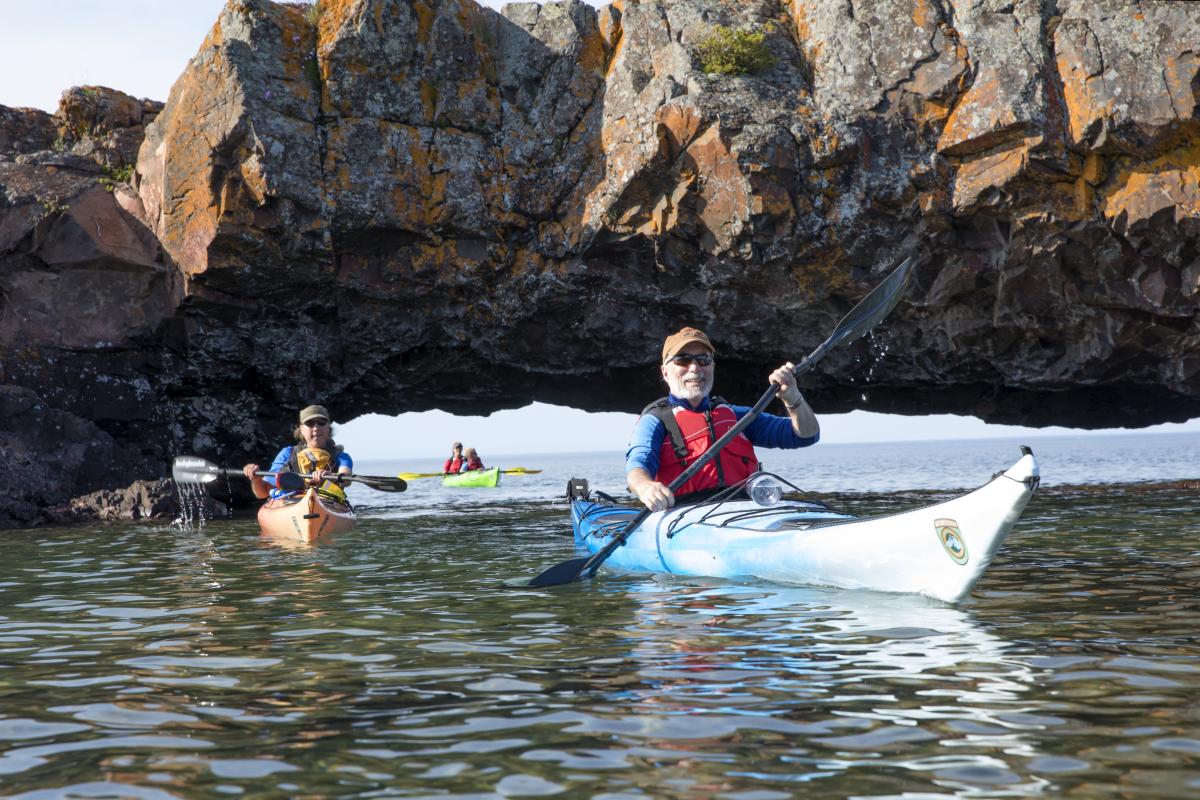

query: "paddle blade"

left=171, top=456, right=221, bottom=484
left=397, top=472, right=444, bottom=480
left=349, top=474, right=407, bottom=492
left=274, top=471, right=306, bottom=492
left=527, top=556, right=592, bottom=588
left=801, top=255, right=914, bottom=370
left=501, top=468, right=542, bottom=475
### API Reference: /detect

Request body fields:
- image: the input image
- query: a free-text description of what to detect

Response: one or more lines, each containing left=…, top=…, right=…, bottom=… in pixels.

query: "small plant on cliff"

left=98, top=163, right=134, bottom=192
left=696, top=25, right=776, bottom=76
left=305, top=0, right=324, bottom=28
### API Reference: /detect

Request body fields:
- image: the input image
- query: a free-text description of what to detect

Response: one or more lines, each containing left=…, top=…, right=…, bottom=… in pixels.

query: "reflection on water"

left=0, top=487, right=1198, bottom=797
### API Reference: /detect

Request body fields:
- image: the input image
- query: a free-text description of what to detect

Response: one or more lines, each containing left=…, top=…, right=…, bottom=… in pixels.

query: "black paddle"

left=526, top=255, right=916, bottom=588
left=171, top=456, right=407, bottom=492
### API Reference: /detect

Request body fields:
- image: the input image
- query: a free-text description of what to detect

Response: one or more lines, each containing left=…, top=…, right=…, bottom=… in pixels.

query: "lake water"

left=1, top=433, right=1198, bottom=797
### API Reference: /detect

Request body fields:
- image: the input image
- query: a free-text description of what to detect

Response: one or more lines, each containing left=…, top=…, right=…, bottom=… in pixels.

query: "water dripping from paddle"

left=862, top=330, right=891, bottom=384
left=172, top=479, right=211, bottom=528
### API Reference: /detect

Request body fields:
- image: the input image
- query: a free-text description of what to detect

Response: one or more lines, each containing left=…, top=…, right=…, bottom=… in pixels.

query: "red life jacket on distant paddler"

left=644, top=396, right=759, bottom=498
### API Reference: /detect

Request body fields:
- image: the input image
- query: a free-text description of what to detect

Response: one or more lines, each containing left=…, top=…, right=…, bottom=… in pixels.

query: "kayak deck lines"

left=665, top=497, right=847, bottom=538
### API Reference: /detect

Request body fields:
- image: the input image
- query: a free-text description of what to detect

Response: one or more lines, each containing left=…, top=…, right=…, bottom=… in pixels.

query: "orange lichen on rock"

left=1082, top=152, right=1106, bottom=185
left=789, top=244, right=850, bottom=299
left=1055, top=52, right=1111, bottom=146
left=597, top=2, right=623, bottom=67
left=1101, top=140, right=1200, bottom=229
left=655, top=104, right=702, bottom=161
left=948, top=139, right=1034, bottom=210
left=787, top=0, right=810, bottom=49
left=685, top=126, right=750, bottom=251
left=575, top=15, right=609, bottom=76
left=937, top=74, right=1025, bottom=157
left=413, top=0, right=436, bottom=41
left=276, top=6, right=313, bottom=85
left=749, top=171, right=794, bottom=221
left=912, top=0, right=935, bottom=30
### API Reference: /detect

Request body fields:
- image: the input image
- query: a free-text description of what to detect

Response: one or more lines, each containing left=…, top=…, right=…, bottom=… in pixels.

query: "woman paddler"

left=242, top=404, right=353, bottom=502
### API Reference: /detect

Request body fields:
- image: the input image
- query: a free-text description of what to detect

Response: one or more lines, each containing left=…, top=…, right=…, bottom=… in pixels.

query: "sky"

left=4, top=1, right=1197, bottom=458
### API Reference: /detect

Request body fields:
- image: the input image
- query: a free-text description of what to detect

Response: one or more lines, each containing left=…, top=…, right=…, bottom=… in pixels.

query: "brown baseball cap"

left=662, top=327, right=715, bottom=363
left=299, top=404, right=330, bottom=424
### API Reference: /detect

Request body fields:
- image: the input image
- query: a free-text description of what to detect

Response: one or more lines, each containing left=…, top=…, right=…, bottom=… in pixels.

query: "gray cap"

left=299, top=404, right=330, bottom=424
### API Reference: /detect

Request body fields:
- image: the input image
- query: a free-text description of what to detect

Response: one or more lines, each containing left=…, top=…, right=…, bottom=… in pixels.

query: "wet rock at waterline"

left=2, top=0, right=1200, bottom=527
left=69, top=478, right=217, bottom=523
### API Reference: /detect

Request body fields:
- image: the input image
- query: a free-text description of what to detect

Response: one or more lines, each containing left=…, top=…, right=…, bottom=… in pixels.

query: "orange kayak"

left=257, top=488, right=356, bottom=543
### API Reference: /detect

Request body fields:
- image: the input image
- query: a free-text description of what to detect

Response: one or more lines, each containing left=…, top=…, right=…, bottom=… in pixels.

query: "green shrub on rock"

left=696, top=25, right=775, bottom=76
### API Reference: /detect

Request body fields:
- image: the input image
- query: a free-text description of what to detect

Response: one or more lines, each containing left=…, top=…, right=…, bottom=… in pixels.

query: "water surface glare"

left=1, top=488, right=1199, bottom=798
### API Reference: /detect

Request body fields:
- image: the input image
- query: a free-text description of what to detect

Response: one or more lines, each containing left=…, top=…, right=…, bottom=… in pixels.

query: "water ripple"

left=0, top=488, right=1196, bottom=796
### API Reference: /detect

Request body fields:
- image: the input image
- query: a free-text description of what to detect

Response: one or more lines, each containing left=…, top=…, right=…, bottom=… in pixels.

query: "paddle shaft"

left=301, top=471, right=407, bottom=492
left=214, top=464, right=404, bottom=492
left=258, top=470, right=407, bottom=493
left=222, top=468, right=275, bottom=479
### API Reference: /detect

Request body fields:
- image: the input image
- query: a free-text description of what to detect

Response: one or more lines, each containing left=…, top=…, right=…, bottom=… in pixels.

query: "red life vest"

left=444, top=455, right=463, bottom=473
left=645, top=397, right=759, bottom=497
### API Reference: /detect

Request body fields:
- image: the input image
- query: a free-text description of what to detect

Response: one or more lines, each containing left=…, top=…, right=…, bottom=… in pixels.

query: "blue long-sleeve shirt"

left=625, top=394, right=818, bottom=478
left=267, top=446, right=353, bottom=498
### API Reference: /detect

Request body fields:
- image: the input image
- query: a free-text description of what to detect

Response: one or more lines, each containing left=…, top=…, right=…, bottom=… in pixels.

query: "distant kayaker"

left=443, top=442, right=465, bottom=474
left=626, top=327, right=819, bottom=512
left=460, top=447, right=485, bottom=472
left=242, top=404, right=353, bottom=501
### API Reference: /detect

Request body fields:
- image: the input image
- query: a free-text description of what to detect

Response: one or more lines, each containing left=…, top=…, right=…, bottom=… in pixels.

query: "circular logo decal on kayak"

left=935, top=517, right=968, bottom=565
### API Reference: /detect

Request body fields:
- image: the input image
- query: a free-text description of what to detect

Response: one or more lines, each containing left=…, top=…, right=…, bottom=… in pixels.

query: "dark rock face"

left=1, top=0, right=1199, bottom=527
left=0, top=385, right=163, bottom=528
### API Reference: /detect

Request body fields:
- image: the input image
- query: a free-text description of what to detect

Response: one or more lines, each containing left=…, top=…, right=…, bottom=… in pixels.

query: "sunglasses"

left=303, top=419, right=329, bottom=428
left=666, top=353, right=713, bottom=367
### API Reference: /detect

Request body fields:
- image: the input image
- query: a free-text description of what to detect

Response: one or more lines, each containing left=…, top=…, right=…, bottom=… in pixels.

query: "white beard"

left=666, top=372, right=713, bottom=405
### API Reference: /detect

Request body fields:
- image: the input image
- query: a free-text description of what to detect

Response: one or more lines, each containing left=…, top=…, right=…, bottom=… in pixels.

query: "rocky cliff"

left=1, top=0, right=1198, bottom=527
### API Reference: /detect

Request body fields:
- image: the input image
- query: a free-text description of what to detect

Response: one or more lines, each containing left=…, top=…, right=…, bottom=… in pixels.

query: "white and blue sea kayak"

left=569, top=449, right=1039, bottom=603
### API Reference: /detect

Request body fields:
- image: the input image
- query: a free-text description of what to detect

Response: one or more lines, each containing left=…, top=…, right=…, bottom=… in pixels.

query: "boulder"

left=56, top=86, right=163, bottom=168
left=67, top=478, right=227, bottom=523
left=0, top=106, right=58, bottom=156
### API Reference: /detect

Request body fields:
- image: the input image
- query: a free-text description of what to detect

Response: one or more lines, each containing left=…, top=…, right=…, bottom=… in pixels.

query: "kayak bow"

left=257, top=488, right=356, bottom=543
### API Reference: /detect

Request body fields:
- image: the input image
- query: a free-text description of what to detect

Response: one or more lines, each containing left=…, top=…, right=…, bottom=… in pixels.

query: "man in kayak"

left=626, top=327, right=818, bottom=512
left=443, top=442, right=465, bottom=474
left=242, top=405, right=353, bottom=500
